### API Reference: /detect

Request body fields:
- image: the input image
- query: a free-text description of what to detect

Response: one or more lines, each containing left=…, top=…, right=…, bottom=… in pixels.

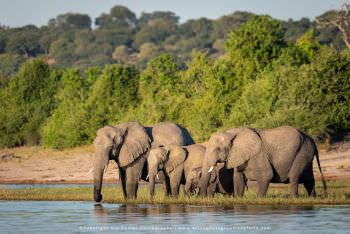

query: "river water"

left=0, top=201, right=349, bottom=234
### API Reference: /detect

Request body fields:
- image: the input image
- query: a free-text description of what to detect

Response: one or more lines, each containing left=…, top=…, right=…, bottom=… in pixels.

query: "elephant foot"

left=94, top=189, right=103, bottom=202
left=126, top=182, right=138, bottom=199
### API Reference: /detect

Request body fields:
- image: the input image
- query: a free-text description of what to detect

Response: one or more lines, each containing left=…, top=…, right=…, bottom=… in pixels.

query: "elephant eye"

left=212, top=147, right=220, bottom=153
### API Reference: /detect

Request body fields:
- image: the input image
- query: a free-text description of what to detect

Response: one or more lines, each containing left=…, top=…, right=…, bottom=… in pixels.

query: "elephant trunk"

left=184, top=181, right=192, bottom=197
left=93, top=149, right=109, bottom=202
left=233, top=168, right=245, bottom=197
left=149, top=174, right=156, bottom=198
left=148, top=165, right=158, bottom=198
left=199, top=170, right=211, bottom=196
left=199, top=151, right=217, bottom=196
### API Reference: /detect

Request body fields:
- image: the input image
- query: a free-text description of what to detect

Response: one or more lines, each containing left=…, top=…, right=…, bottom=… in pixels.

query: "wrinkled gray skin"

left=93, top=121, right=194, bottom=202
left=199, top=126, right=327, bottom=197
left=186, top=164, right=234, bottom=196
left=147, top=144, right=205, bottom=198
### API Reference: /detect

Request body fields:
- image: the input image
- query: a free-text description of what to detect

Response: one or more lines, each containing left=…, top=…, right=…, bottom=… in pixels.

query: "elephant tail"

left=315, top=148, right=327, bottom=196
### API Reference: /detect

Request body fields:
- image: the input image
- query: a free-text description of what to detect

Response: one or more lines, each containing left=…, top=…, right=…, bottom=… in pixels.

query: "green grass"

left=0, top=181, right=349, bottom=206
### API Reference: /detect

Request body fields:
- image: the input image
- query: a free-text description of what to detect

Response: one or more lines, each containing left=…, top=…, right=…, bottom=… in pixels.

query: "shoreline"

left=0, top=180, right=349, bottom=205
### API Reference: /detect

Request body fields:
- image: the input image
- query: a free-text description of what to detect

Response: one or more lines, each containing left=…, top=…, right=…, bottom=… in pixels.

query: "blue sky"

left=0, top=0, right=344, bottom=27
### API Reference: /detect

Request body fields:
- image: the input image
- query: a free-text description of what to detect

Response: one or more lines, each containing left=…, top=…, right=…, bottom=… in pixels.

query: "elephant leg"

left=169, top=166, right=183, bottom=197
left=302, top=165, right=316, bottom=197
left=119, top=169, right=127, bottom=199
left=257, top=180, right=270, bottom=197
left=288, top=151, right=310, bottom=197
left=125, top=156, right=146, bottom=199
left=207, top=182, right=216, bottom=197
left=290, top=182, right=299, bottom=197
left=251, top=156, right=273, bottom=197
left=303, top=179, right=315, bottom=197
left=234, top=171, right=245, bottom=197
left=125, top=167, right=138, bottom=199
left=163, top=173, right=171, bottom=196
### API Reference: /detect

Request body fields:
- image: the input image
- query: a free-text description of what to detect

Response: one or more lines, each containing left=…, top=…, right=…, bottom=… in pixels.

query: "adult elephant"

left=199, top=126, right=327, bottom=197
left=93, top=121, right=194, bottom=202
left=187, top=163, right=234, bottom=196
left=147, top=144, right=205, bottom=198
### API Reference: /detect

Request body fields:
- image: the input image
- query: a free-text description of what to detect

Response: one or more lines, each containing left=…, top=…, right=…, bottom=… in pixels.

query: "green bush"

left=41, top=69, right=90, bottom=148
left=85, top=64, right=140, bottom=140
left=0, top=59, right=60, bottom=147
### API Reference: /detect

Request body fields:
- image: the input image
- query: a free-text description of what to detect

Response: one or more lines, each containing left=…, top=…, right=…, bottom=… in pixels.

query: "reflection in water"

left=0, top=201, right=349, bottom=234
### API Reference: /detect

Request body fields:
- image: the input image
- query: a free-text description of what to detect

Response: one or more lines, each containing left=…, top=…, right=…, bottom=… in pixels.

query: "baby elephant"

left=186, top=164, right=234, bottom=196
left=147, top=144, right=205, bottom=198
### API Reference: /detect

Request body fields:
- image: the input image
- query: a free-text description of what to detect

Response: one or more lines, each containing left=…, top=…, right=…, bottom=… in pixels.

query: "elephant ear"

left=226, top=128, right=262, bottom=169
left=165, top=145, right=187, bottom=174
left=118, top=122, right=151, bottom=168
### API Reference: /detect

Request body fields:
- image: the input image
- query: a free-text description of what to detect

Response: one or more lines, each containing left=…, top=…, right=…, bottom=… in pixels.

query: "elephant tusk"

left=208, top=166, right=214, bottom=173
left=146, top=174, right=149, bottom=180
left=103, top=163, right=109, bottom=175
left=112, top=160, right=119, bottom=169
left=156, top=174, right=159, bottom=180
left=86, top=167, right=94, bottom=175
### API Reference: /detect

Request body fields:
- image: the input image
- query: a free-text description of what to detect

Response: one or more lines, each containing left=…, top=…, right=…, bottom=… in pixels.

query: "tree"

left=48, top=13, right=92, bottom=30
left=133, top=19, right=178, bottom=48
left=0, top=37, right=4, bottom=53
left=49, top=38, right=76, bottom=67
left=229, top=72, right=279, bottom=128
left=138, top=11, right=179, bottom=27
left=41, top=69, right=90, bottom=148
left=85, top=64, right=140, bottom=139
left=0, top=59, right=60, bottom=147
left=296, top=30, right=321, bottom=61
left=283, top=18, right=312, bottom=43
left=4, top=25, right=42, bottom=57
left=226, top=15, right=286, bottom=70
left=137, top=42, right=161, bottom=64
left=179, top=18, right=214, bottom=46
left=95, top=5, right=137, bottom=29
left=135, top=53, right=182, bottom=124
left=316, top=3, right=350, bottom=48
left=177, top=52, right=221, bottom=141
left=0, top=54, right=26, bottom=84
left=112, top=45, right=131, bottom=63
left=213, top=11, right=255, bottom=39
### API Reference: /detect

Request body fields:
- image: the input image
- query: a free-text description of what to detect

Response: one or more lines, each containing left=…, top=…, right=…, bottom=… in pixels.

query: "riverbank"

left=0, top=180, right=349, bottom=205
left=0, top=137, right=349, bottom=205
left=0, top=145, right=118, bottom=184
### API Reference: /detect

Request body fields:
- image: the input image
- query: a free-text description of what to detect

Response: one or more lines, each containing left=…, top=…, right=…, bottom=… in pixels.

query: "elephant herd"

left=93, top=121, right=327, bottom=202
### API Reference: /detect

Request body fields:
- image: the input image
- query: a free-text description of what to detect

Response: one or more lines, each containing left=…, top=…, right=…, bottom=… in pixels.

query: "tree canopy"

left=0, top=5, right=347, bottom=81
left=0, top=8, right=349, bottom=149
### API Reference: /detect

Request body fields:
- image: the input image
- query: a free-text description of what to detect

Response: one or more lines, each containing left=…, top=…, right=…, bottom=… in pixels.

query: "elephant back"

left=178, top=125, right=195, bottom=145
left=152, top=122, right=195, bottom=147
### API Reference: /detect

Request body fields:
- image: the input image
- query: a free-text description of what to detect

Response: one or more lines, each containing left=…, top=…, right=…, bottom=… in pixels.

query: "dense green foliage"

left=0, top=59, right=60, bottom=146
left=0, top=5, right=347, bottom=81
left=0, top=14, right=349, bottom=148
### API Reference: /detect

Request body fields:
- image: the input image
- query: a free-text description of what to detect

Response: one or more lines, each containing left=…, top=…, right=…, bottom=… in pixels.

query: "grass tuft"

left=0, top=181, right=349, bottom=206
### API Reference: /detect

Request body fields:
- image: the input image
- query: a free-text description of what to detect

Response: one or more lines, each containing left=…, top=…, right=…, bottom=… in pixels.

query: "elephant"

left=186, top=163, right=234, bottom=196
left=199, top=126, right=327, bottom=197
left=147, top=144, right=205, bottom=198
left=93, top=121, right=194, bottom=202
